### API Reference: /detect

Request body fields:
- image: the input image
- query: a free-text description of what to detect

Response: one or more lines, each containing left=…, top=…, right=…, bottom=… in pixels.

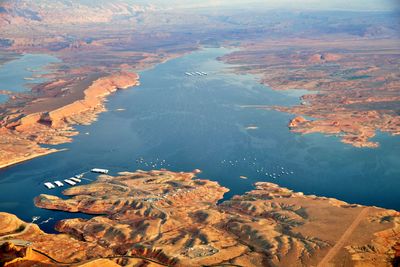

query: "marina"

left=42, top=162, right=295, bottom=190
left=42, top=171, right=92, bottom=189
left=185, top=71, right=207, bottom=76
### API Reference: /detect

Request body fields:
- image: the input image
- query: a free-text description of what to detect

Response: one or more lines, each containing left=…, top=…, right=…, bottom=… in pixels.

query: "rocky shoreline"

left=220, top=38, right=400, bottom=148
left=0, top=71, right=139, bottom=170
left=1, top=169, right=398, bottom=266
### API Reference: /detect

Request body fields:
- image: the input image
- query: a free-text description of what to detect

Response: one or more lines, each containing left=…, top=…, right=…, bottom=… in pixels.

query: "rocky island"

left=0, top=169, right=399, bottom=266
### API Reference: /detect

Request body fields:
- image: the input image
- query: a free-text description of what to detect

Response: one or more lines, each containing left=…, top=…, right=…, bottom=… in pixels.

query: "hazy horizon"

left=136, top=0, right=400, bottom=11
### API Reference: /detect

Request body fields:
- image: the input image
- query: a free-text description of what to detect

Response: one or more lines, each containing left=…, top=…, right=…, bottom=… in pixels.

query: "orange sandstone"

left=0, top=72, right=139, bottom=169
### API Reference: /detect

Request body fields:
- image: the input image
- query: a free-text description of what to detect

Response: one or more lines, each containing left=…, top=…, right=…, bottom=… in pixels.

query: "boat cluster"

left=43, top=168, right=108, bottom=189
left=185, top=71, right=208, bottom=76
left=220, top=157, right=295, bottom=179
left=30, top=216, right=53, bottom=226
left=255, top=166, right=294, bottom=179
left=135, top=157, right=171, bottom=169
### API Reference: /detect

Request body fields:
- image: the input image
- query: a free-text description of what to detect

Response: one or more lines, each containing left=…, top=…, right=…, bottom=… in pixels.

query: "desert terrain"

left=221, top=38, right=400, bottom=148
left=0, top=2, right=399, bottom=266
left=0, top=1, right=200, bottom=169
left=0, top=2, right=399, bottom=171
left=0, top=169, right=399, bottom=266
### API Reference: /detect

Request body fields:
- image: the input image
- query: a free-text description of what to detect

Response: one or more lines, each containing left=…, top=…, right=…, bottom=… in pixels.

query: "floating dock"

left=64, top=179, right=76, bottom=186
left=91, top=168, right=109, bottom=174
left=54, top=181, right=64, bottom=187
left=185, top=71, right=208, bottom=76
left=42, top=169, right=108, bottom=190
left=71, top=177, right=81, bottom=183
left=44, top=182, right=55, bottom=189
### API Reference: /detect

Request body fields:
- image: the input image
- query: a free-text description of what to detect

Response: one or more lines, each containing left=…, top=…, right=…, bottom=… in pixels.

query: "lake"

left=0, top=53, right=60, bottom=103
left=0, top=48, right=399, bottom=233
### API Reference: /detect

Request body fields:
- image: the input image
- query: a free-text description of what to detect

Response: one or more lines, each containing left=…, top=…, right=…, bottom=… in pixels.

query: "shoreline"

left=2, top=169, right=399, bottom=266
left=219, top=38, right=400, bottom=148
left=0, top=148, right=67, bottom=170
left=0, top=72, right=140, bottom=170
left=0, top=45, right=197, bottom=172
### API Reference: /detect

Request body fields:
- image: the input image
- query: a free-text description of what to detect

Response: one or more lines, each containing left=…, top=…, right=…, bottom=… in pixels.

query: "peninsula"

left=1, top=170, right=399, bottom=266
left=221, top=38, right=400, bottom=148
left=0, top=71, right=139, bottom=169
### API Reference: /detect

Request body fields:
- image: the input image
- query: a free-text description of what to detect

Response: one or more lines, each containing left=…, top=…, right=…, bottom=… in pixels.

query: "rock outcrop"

left=28, top=170, right=400, bottom=266
left=288, top=116, right=309, bottom=128
left=0, top=242, right=34, bottom=266
left=0, top=169, right=398, bottom=266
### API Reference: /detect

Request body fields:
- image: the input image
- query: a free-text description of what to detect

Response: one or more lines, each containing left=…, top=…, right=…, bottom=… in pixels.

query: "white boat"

left=54, top=181, right=64, bottom=187
left=70, top=177, right=81, bottom=183
left=195, top=71, right=203, bottom=76
left=75, top=173, right=84, bottom=179
left=185, top=72, right=193, bottom=76
left=91, top=168, right=109, bottom=174
left=200, top=72, right=207, bottom=75
left=64, top=179, right=76, bottom=186
left=44, top=182, right=55, bottom=189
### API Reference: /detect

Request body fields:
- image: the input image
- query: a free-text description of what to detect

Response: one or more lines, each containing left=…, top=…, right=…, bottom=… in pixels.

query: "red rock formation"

left=308, top=53, right=323, bottom=63
left=31, top=170, right=400, bottom=267
left=0, top=242, right=33, bottom=265
left=221, top=38, right=400, bottom=148
left=1, top=169, right=399, bottom=266
left=322, top=53, right=342, bottom=61
left=288, top=116, right=309, bottom=128
left=0, top=72, right=139, bottom=169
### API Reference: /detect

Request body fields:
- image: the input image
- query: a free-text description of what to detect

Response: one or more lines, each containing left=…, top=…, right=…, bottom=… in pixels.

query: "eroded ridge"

left=1, top=170, right=397, bottom=266
left=0, top=72, right=139, bottom=169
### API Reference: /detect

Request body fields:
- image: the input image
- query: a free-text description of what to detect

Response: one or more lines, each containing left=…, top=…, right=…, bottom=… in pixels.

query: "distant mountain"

left=0, top=0, right=155, bottom=26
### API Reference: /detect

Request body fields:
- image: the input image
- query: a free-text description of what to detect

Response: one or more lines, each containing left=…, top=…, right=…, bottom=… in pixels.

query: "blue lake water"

left=0, top=48, right=399, bottom=233
left=0, top=53, right=60, bottom=103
